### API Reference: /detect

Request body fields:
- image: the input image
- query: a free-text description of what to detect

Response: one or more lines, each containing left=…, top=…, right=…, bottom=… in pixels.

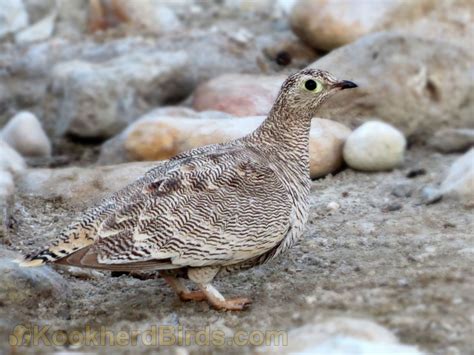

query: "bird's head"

left=276, top=68, right=357, bottom=116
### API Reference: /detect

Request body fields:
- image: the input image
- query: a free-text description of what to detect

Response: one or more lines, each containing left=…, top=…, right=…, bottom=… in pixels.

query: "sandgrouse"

left=21, top=69, right=357, bottom=310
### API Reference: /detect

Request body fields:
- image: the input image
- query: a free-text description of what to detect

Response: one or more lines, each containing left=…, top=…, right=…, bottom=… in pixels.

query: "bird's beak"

left=333, top=80, right=358, bottom=90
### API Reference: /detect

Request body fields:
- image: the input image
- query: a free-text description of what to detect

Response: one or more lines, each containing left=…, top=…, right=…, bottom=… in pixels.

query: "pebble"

left=1, top=111, right=52, bottom=157
left=343, top=121, right=406, bottom=172
left=326, top=201, right=340, bottom=211
left=406, top=168, right=426, bottom=178
left=382, top=202, right=403, bottom=212
left=391, top=183, right=413, bottom=198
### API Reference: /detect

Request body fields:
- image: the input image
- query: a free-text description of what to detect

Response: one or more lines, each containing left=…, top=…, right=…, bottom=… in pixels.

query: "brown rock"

left=290, top=0, right=472, bottom=51
left=192, top=74, right=286, bottom=117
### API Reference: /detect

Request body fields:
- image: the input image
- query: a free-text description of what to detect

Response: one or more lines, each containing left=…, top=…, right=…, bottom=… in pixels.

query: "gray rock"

left=310, top=32, right=474, bottom=142
left=1, top=111, right=51, bottom=157
left=0, top=0, right=28, bottom=39
left=16, top=161, right=158, bottom=207
left=0, top=246, right=70, bottom=313
left=14, top=10, right=56, bottom=44
left=51, top=50, right=190, bottom=138
left=428, top=128, right=474, bottom=153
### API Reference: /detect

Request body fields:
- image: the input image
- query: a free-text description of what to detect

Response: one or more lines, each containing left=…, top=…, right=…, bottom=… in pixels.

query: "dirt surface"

left=2, top=147, right=473, bottom=354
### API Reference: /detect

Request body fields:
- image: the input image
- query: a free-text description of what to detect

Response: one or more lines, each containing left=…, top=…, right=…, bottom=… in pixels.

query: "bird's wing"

left=77, top=147, right=292, bottom=269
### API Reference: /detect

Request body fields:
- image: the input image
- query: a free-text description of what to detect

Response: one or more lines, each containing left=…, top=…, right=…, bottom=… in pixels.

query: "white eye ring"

left=304, top=79, right=323, bottom=93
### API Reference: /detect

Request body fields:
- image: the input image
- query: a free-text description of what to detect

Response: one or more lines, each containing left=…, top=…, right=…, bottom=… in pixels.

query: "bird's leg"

left=160, top=272, right=206, bottom=302
left=187, top=267, right=251, bottom=311
left=196, top=283, right=252, bottom=311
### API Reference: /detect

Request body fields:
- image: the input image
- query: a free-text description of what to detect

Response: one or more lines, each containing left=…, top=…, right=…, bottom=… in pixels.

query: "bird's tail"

left=19, top=222, right=97, bottom=267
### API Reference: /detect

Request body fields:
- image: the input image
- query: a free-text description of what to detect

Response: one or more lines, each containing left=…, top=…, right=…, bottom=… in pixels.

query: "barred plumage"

left=21, top=69, right=357, bottom=310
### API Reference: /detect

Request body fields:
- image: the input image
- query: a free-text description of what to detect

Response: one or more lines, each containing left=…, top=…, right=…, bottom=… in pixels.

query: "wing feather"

left=90, top=148, right=292, bottom=268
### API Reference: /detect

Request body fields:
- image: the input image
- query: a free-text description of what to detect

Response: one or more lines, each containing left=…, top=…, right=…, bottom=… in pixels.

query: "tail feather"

left=20, top=223, right=97, bottom=267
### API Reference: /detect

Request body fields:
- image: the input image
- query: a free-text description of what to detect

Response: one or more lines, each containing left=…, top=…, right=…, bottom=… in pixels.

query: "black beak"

left=334, top=80, right=358, bottom=90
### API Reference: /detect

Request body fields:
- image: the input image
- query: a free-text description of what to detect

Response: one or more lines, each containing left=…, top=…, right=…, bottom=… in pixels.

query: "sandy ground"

left=1, top=147, right=473, bottom=354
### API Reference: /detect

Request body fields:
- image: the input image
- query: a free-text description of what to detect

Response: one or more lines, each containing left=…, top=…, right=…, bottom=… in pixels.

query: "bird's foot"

left=178, top=290, right=207, bottom=302
left=209, top=297, right=252, bottom=311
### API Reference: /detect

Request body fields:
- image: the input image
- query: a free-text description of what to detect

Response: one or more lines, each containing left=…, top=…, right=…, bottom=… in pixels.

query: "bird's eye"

left=304, top=79, right=323, bottom=92
left=305, top=79, right=317, bottom=90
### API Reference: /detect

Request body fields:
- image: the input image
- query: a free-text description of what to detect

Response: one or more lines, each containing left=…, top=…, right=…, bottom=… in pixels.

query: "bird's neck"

left=245, top=98, right=313, bottom=168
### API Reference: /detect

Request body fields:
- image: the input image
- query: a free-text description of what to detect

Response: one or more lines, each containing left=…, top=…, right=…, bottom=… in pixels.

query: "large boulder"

left=99, top=109, right=351, bottom=179
left=290, top=0, right=473, bottom=51
left=51, top=50, right=190, bottom=138
left=309, top=32, right=474, bottom=142
left=192, top=74, right=286, bottom=117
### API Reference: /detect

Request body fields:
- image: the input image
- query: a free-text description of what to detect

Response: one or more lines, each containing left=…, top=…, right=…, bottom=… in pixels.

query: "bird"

left=21, top=69, right=357, bottom=311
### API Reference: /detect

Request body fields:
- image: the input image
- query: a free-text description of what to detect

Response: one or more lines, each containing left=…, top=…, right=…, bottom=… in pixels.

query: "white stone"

left=15, top=10, right=56, bottom=44
left=0, top=139, right=26, bottom=175
left=327, top=201, right=340, bottom=211
left=343, top=121, right=406, bottom=172
left=0, top=0, right=29, bottom=39
left=1, top=111, right=51, bottom=157
left=440, top=148, right=474, bottom=207
left=260, top=317, right=421, bottom=354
